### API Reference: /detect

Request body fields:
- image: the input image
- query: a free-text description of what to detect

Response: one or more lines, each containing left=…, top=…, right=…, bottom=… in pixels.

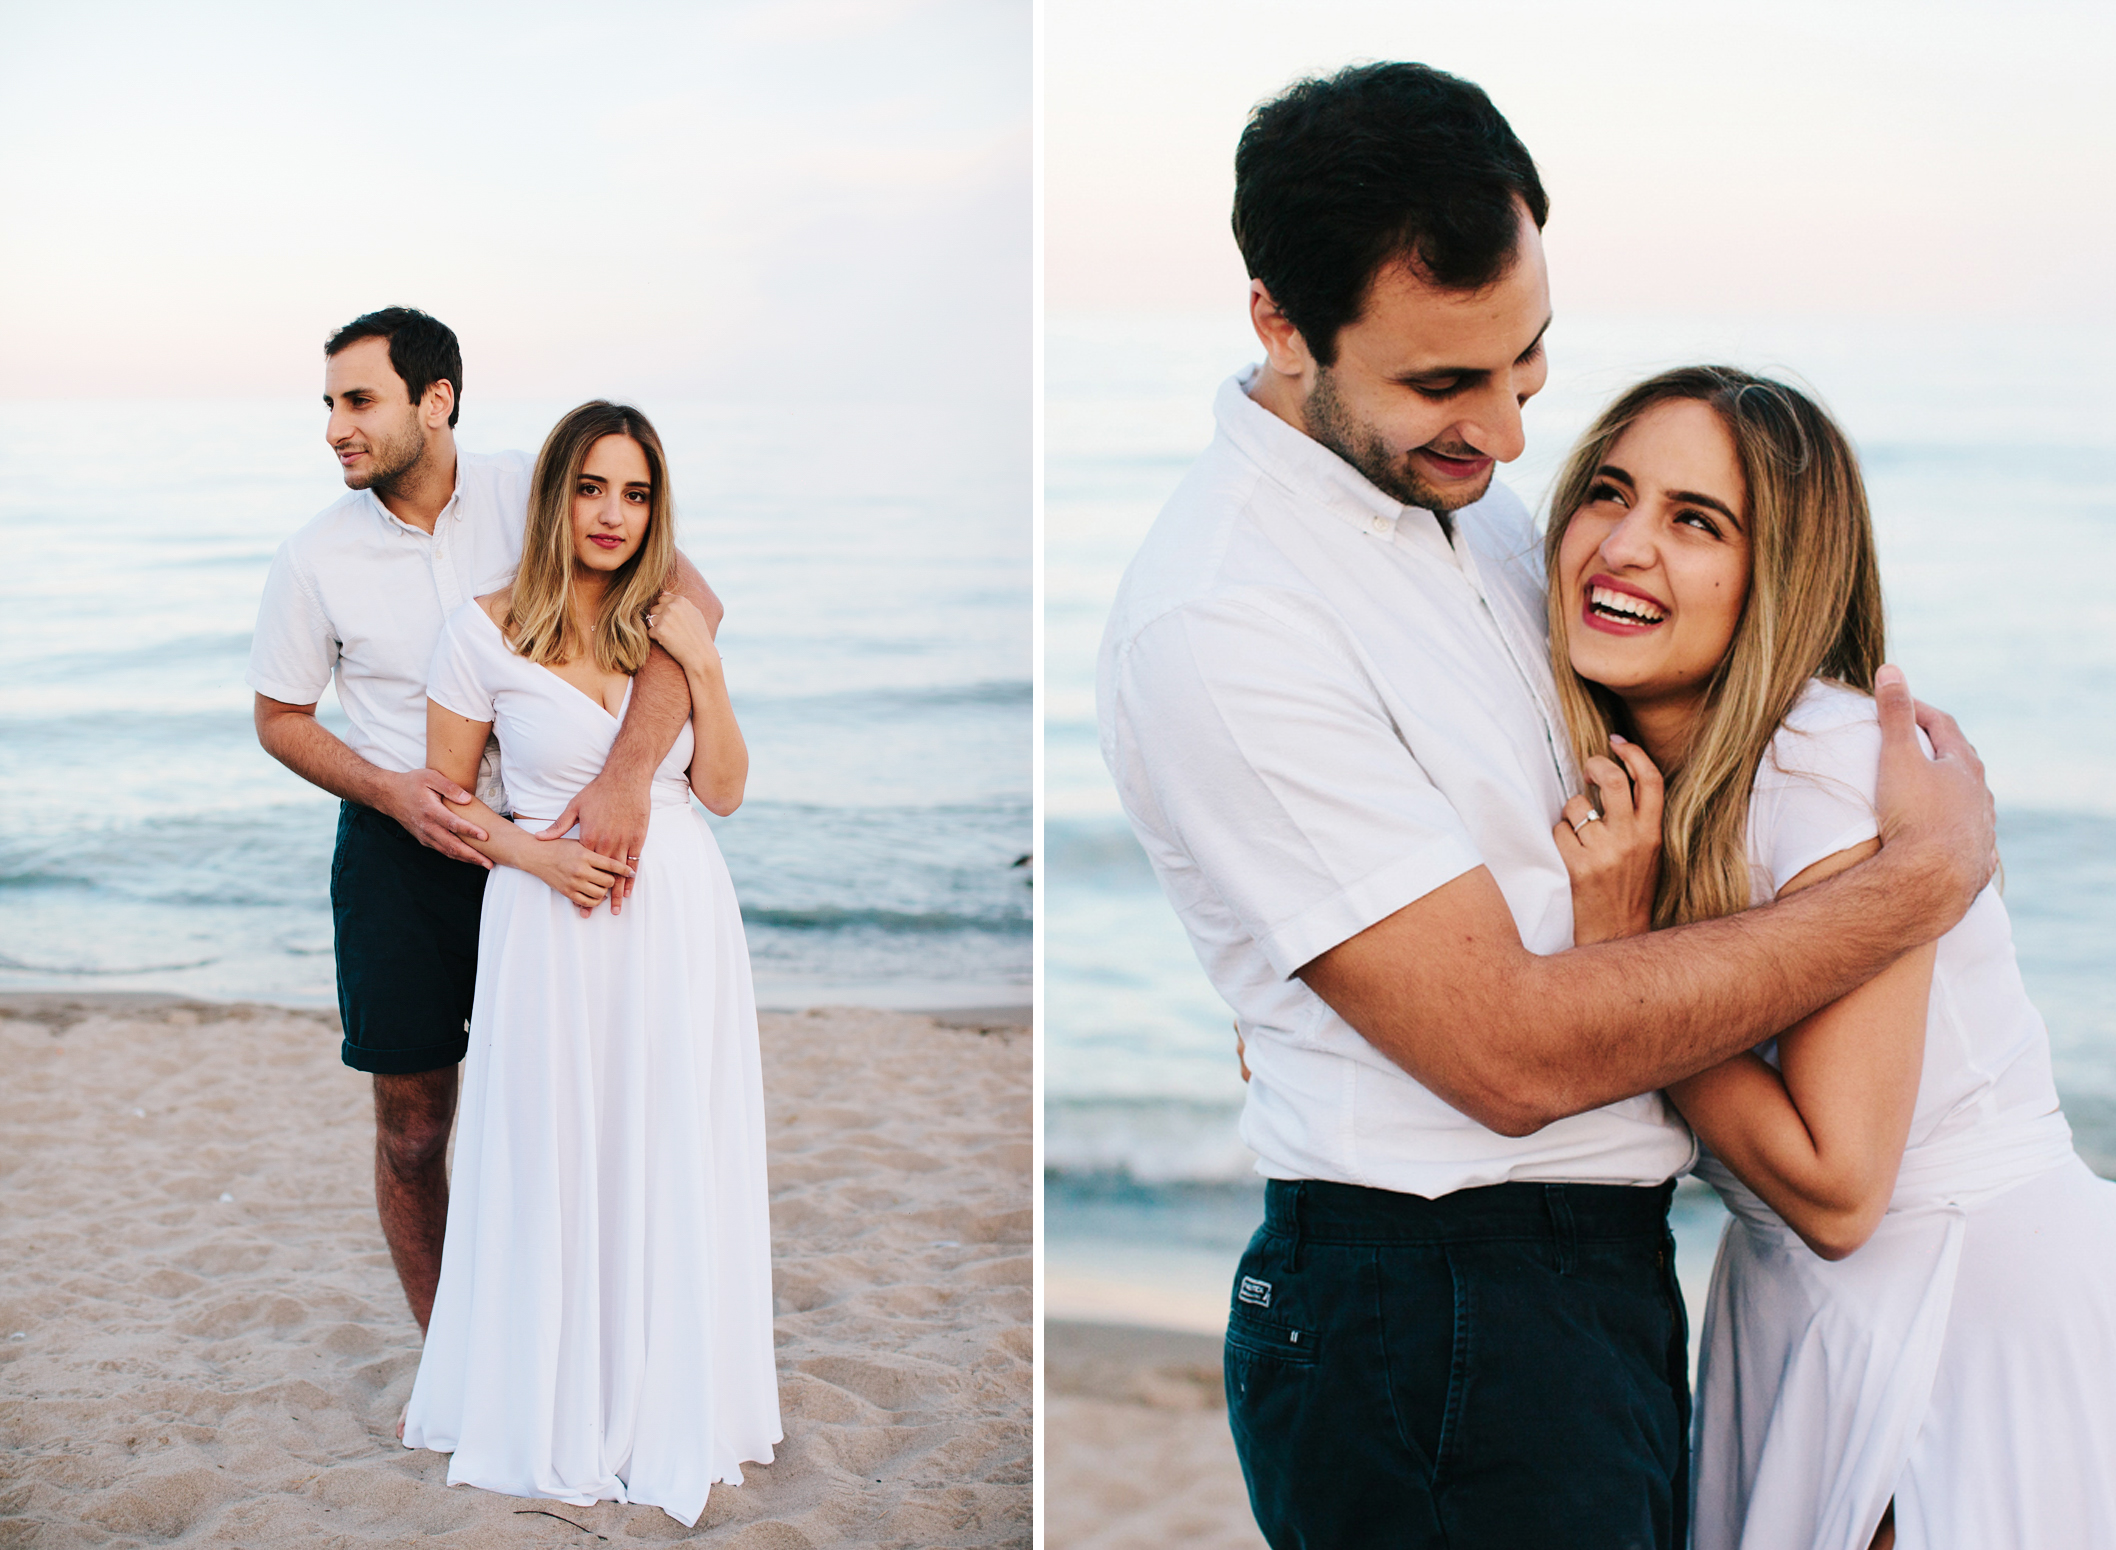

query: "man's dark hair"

left=324, top=307, right=463, bottom=428
left=1232, top=63, right=1548, bottom=367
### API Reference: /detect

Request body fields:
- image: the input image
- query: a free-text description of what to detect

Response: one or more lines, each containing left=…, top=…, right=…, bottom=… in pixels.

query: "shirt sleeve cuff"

left=1257, top=834, right=1486, bottom=980
left=245, top=668, right=329, bottom=706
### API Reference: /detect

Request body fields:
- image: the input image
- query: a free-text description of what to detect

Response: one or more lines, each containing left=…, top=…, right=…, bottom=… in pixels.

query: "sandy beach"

left=0, top=994, right=1029, bottom=1547
left=1044, top=1321, right=1261, bottom=1550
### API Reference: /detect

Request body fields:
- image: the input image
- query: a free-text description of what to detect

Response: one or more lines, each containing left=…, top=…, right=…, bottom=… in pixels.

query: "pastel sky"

left=0, top=0, right=1029, bottom=403
left=1048, top=0, right=2116, bottom=318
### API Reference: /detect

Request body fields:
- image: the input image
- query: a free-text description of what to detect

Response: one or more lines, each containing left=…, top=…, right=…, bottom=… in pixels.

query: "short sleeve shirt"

left=246, top=450, right=533, bottom=809
left=1096, top=370, right=1698, bottom=1197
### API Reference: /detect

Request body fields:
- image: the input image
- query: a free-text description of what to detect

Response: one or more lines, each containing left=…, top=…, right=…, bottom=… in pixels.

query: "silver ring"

left=1571, top=810, right=1601, bottom=834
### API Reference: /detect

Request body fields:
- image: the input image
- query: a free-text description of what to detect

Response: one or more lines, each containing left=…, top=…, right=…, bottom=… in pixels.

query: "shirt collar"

left=1215, top=365, right=1449, bottom=548
left=360, top=453, right=468, bottom=535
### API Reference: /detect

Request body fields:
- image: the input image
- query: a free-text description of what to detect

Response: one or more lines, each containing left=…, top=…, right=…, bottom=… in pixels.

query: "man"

left=1095, top=65, right=1995, bottom=1549
left=247, top=307, right=722, bottom=1344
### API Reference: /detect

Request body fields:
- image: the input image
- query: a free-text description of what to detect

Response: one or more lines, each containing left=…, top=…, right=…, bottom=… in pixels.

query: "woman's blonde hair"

left=1543, top=365, right=1885, bottom=927
left=506, top=401, right=677, bottom=675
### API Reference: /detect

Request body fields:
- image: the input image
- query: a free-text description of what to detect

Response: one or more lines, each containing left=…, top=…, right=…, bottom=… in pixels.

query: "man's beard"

left=1302, top=366, right=1493, bottom=517
left=341, top=407, right=429, bottom=496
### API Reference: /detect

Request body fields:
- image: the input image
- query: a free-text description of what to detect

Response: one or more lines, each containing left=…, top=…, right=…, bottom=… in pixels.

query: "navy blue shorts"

left=1225, top=1177, right=1687, bottom=1550
left=330, top=800, right=487, bottom=1075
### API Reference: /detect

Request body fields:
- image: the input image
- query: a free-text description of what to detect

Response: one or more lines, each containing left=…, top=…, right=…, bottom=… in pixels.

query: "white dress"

left=401, top=601, right=782, bottom=1527
left=1691, top=680, right=2116, bottom=1550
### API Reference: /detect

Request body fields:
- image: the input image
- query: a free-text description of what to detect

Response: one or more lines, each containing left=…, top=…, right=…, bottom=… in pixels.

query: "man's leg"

left=373, top=1067, right=458, bottom=1332
left=329, top=799, right=485, bottom=1329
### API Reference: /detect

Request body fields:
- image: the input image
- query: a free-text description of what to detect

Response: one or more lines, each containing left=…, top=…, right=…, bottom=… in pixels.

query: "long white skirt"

left=403, top=806, right=782, bottom=1527
left=1693, top=1152, right=2116, bottom=1550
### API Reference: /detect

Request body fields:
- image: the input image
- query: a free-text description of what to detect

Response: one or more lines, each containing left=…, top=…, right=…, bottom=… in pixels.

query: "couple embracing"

left=248, top=308, right=778, bottom=1526
left=1098, top=65, right=2116, bottom=1549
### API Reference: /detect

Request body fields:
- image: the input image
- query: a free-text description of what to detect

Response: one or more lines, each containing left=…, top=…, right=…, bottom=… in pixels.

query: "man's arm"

left=254, top=693, right=491, bottom=866
left=537, top=552, right=723, bottom=908
left=1299, top=669, right=1995, bottom=1138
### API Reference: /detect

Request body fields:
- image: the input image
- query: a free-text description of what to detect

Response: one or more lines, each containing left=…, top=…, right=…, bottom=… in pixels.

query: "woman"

left=399, top=401, right=781, bottom=1526
left=1542, top=367, right=2116, bottom=1549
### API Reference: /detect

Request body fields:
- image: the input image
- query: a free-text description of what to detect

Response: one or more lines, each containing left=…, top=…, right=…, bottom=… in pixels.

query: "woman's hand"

left=528, top=836, right=633, bottom=916
left=646, top=592, right=721, bottom=677
left=1554, top=737, right=1665, bottom=944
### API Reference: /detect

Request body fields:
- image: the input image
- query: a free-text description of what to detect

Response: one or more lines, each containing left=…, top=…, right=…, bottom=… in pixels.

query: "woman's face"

left=570, top=433, right=652, bottom=574
left=1557, top=398, right=1753, bottom=726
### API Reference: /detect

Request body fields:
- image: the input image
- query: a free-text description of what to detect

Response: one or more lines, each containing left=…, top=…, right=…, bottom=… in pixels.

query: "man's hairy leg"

left=373, top=1068, right=458, bottom=1333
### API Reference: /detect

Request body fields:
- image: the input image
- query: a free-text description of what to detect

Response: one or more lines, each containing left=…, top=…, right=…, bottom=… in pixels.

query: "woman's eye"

left=1586, top=480, right=1624, bottom=505
left=1677, top=509, right=1722, bottom=536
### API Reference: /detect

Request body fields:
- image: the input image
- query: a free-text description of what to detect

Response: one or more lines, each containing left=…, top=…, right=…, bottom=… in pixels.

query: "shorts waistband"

left=1263, top=1177, right=1675, bottom=1246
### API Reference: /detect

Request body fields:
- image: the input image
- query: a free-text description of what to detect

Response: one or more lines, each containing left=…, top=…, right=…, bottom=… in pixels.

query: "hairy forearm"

left=256, top=699, right=395, bottom=809
left=600, top=552, right=724, bottom=788
left=1314, top=842, right=1954, bottom=1137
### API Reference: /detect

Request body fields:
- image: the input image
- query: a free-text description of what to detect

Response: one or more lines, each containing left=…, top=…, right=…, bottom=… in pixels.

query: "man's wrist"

left=1859, top=834, right=1955, bottom=946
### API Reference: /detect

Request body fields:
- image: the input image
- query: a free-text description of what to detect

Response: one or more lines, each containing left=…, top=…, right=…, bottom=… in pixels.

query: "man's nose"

left=1456, top=379, right=1527, bottom=464
left=325, top=406, right=350, bottom=445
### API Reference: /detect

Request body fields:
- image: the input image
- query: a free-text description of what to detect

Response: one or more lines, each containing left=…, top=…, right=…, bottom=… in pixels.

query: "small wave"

left=0, top=951, right=222, bottom=976
left=741, top=905, right=1028, bottom=935
left=0, top=870, right=95, bottom=892
left=1045, top=1095, right=1255, bottom=1184
left=743, top=680, right=1031, bottom=717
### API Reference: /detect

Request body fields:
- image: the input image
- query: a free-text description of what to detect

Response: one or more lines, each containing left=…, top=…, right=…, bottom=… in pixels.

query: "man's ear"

left=423, top=378, right=456, bottom=430
left=1248, top=280, right=1317, bottom=384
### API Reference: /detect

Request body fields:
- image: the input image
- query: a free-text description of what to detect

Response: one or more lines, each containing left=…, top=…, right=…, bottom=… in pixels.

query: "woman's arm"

left=646, top=594, right=748, bottom=816
left=1666, top=837, right=1937, bottom=1260
left=426, top=698, right=634, bottom=912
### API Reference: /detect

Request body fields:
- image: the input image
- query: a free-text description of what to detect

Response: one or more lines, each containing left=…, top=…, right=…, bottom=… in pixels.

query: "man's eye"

left=1409, top=379, right=1461, bottom=399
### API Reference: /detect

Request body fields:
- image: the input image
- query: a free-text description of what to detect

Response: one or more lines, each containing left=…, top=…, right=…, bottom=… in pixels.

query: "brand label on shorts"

left=1238, top=1276, right=1273, bottom=1308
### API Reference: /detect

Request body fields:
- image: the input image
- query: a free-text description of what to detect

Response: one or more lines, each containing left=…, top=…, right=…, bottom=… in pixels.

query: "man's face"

left=323, top=336, right=430, bottom=494
left=1296, top=206, right=1551, bottom=515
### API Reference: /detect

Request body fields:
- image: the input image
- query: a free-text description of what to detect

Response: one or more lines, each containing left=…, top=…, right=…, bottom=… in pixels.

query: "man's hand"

left=381, top=768, right=491, bottom=867
left=537, top=773, right=651, bottom=914
left=1872, top=664, right=1996, bottom=922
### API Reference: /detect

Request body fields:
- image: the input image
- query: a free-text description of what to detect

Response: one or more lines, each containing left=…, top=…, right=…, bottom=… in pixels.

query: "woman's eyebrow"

left=1594, top=463, right=1635, bottom=485
left=1667, top=488, right=1741, bottom=527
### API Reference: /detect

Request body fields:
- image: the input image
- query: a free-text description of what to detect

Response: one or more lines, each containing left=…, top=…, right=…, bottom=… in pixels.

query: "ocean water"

left=0, top=396, right=1030, bottom=1010
left=1046, top=311, right=2116, bottom=1326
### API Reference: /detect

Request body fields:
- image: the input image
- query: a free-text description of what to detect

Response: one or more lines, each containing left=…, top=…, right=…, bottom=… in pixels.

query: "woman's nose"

left=1597, top=510, right=1656, bottom=568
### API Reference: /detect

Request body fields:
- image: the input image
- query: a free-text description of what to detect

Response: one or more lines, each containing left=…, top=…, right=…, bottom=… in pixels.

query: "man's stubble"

left=1302, top=365, right=1494, bottom=518
left=344, top=403, right=431, bottom=498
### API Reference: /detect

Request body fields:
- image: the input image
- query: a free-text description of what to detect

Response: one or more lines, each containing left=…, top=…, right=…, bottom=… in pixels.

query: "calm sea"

left=0, top=396, right=1030, bottom=1011
left=1046, top=311, right=2116, bottom=1328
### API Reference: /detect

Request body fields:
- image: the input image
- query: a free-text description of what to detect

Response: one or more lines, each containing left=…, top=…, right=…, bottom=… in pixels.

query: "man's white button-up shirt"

left=247, top=450, right=533, bottom=809
left=1097, top=370, right=1697, bottom=1198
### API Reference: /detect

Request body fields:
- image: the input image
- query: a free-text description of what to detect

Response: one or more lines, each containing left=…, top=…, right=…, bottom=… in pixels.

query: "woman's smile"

left=1581, top=573, right=1670, bottom=634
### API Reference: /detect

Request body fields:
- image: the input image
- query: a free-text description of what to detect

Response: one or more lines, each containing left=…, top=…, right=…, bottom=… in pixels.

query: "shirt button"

left=1369, top=515, right=1390, bottom=535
